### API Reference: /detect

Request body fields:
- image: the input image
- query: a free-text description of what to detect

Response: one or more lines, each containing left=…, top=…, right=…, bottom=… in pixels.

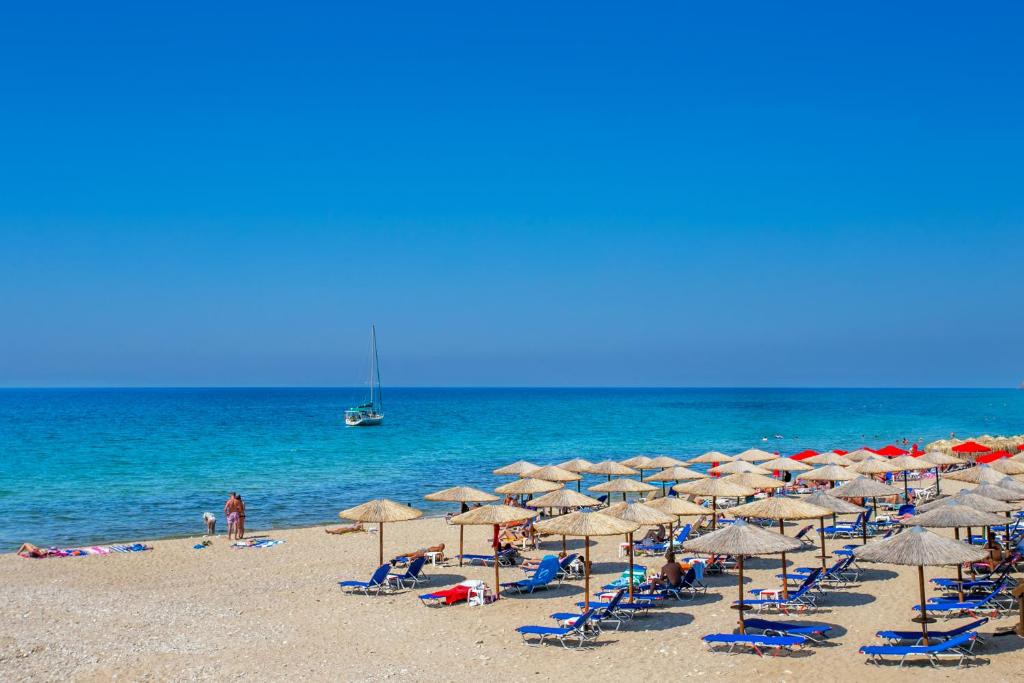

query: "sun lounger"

left=916, top=581, right=1014, bottom=619
left=635, top=524, right=692, bottom=555
left=741, top=569, right=822, bottom=613
left=386, top=556, right=428, bottom=589
left=792, top=525, right=816, bottom=547
left=876, top=618, right=987, bottom=645
left=458, top=549, right=516, bottom=566
left=781, top=556, right=857, bottom=589
left=501, top=555, right=560, bottom=594
left=550, top=590, right=626, bottom=632
left=576, top=591, right=661, bottom=619
left=516, top=610, right=598, bottom=649
left=702, top=633, right=806, bottom=656
left=742, top=617, right=831, bottom=643
left=339, top=563, right=392, bottom=595
left=860, top=630, right=979, bottom=667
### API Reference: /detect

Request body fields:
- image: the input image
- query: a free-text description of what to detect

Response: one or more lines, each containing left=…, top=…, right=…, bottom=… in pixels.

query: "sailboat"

left=345, top=325, right=384, bottom=426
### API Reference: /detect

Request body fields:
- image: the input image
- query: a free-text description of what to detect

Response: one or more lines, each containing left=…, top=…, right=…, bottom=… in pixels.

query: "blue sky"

left=1, top=2, right=1022, bottom=387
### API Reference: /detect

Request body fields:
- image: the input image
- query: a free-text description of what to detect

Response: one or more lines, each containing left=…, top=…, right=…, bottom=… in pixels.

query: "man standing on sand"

left=224, top=493, right=242, bottom=541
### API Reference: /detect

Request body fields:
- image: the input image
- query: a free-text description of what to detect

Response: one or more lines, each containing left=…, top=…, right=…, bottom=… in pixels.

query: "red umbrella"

left=874, top=444, right=909, bottom=457
left=791, top=449, right=819, bottom=461
left=977, top=450, right=1012, bottom=464
left=952, top=441, right=990, bottom=454
left=833, top=449, right=848, bottom=455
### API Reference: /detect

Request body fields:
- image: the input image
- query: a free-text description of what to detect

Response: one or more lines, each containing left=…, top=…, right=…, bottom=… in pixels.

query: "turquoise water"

left=1, top=388, right=1021, bottom=547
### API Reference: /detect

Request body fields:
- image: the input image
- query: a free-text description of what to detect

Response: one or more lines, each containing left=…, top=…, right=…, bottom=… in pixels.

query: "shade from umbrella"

left=493, top=460, right=539, bottom=476
left=339, top=499, right=424, bottom=566
left=524, top=465, right=582, bottom=483
left=674, top=478, right=755, bottom=530
left=588, top=460, right=639, bottom=480
left=450, top=505, right=539, bottom=600
left=721, top=472, right=786, bottom=490
left=853, top=526, right=987, bottom=644
left=494, top=478, right=562, bottom=496
left=604, top=502, right=676, bottom=600
left=804, top=452, right=848, bottom=466
left=796, top=465, right=856, bottom=484
left=844, top=448, right=877, bottom=462
left=681, top=519, right=801, bottom=633
left=943, top=464, right=1009, bottom=485
left=734, top=448, right=777, bottom=463
left=727, top=496, right=832, bottom=597
left=689, top=451, right=734, bottom=465
left=588, top=477, right=657, bottom=503
left=709, top=460, right=768, bottom=475
left=761, top=457, right=813, bottom=473
left=534, top=511, right=641, bottom=599
left=646, top=455, right=686, bottom=468
left=558, top=458, right=596, bottom=474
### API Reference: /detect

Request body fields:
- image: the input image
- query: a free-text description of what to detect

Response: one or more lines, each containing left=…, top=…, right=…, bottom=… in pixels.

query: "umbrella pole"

left=712, top=497, right=717, bottom=531
left=584, top=536, right=591, bottom=603
left=861, top=511, right=868, bottom=545
left=379, top=523, right=384, bottom=566
left=737, top=555, right=746, bottom=634
left=966, top=526, right=975, bottom=577
left=903, top=471, right=910, bottom=503
left=954, top=527, right=965, bottom=602
left=1005, top=512, right=1012, bottom=548
left=819, top=516, right=828, bottom=571
left=628, top=532, right=635, bottom=603
left=459, top=526, right=465, bottom=567
left=918, top=565, right=930, bottom=646
left=779, top=519, right=789, bottom=599
left=934, top=466, right=941, bottom=495
left=576, top=480, right=581, bottom=492
left=493, top=524, right=500, bottom=601
left=562, top=535, right=567, bottom=554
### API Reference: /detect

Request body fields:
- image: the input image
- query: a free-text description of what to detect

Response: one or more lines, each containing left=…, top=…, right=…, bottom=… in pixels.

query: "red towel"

left=431, top=585, right=471, bottom=605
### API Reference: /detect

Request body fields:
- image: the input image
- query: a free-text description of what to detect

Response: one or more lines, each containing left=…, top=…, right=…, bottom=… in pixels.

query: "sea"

left=1, top=388, right=1021, bottom=548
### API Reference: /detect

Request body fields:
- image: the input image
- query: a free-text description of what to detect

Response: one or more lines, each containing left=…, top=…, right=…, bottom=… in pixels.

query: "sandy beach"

left=2, top=487, right=1021, bottom=682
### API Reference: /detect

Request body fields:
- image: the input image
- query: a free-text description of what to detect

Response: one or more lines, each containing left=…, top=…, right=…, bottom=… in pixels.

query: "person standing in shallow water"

left=236, top=494, right=246, bottom=539
left=224, top=493, right=242, bottom=540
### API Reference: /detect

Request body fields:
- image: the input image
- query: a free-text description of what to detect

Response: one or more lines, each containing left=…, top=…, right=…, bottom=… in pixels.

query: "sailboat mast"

left=372, top=324, right=382, bottom=412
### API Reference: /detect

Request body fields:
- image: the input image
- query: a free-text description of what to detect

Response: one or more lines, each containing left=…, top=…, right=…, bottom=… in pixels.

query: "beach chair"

left=543, top=553, right=581, bottom=581
left=742, top=617, right=832, bottom=644
left=741, top=569, right=822, bottom=613
left=550, top=589, right=626, bottom=632
left=576, top=588, right=662, bottom=619
left=860, top=630, right=979, bottom=668
left=932, top=561, right=1016, bottom=594
left=501, top=555, right=560, bottom=594
left=876, top=618, right=987, bottom=645
left=823, top=512, right=865, bottom=539
left=386, top=556, right=428, bottom=589
left=704, top=553, right=736, bottom=575
left=516, top=610, right=599, bottom=649
left=635, top=524, right=692, bottom=556
left=781, top=555, right=858, bottom=589
left=458, top=548, right=516, bottom=566
left=916, top=579, right=1013, bottom=619
left=702, top=633, right=806, bottom=656
left=339, top=564, right=392, bottom=596
left=792, top=525, right=816, bottom=547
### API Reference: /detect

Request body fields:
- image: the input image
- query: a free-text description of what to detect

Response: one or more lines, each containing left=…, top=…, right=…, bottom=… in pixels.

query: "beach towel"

left=19, top=543, right=151, bottom=559
left=231, top=539, right=284, bottom=549
left=426, top=584, right=472, bottom=605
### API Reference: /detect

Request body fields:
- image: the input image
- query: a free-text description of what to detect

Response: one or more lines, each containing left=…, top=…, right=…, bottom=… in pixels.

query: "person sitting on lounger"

left=325, top=522, right=364, bottom=535
left=520, top=551, right=567, bottom=571
left=648, top=550, right=684, bottom=590
left=640, top=525, right=667, bottom=544
left=391, top=543, right=446, bottom=564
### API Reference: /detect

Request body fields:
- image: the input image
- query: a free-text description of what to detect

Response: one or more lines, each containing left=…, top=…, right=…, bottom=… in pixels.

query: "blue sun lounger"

left=502, top=555, right=560, bottom=594
left=458, top=549, right=516, bottom=566
left=876, top=618, right=987, bottom=645
left=860, top=630, right=979, bottom=667
left=742, top=618, right=832, bottom=643
left=339, top=563, right=392, bottom=595
left=576, top=591, right=661, bottom=619
left=781, top=556, right=857, bottom=588
left=516, top=610, right=598, bottom=649
left=702, top=633, right=807, bottom=656
left=916, top=579, right=1013, bottom=618
left=551, top=589, right=626, bottom=632
left=741, top=569, right=822, bottom=613
left=386, top=556, right=428, bottom=589
left=635, top=524, right=692, bottom=555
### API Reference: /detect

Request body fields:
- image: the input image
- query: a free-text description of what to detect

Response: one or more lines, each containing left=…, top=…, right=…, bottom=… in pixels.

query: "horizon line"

left=1, top=385, right=1021, bottom=391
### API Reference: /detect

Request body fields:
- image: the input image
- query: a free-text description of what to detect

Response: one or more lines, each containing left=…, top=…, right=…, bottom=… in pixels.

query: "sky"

left=1, top=2, right=1022, bottom=388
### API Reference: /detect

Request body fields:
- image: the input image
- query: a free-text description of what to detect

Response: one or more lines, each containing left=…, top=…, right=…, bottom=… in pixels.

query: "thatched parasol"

left=727, top=496, right=832, bottom=597
left=987, top=458, right=1024, bottom=476
left=494, top=478, right=562, bottom=496
left=589, top=477, right=657, bottom=503
left=646, top=455, right=686, bottom=469
left=734, top=448, right=777, bottom=463
left=526, top=488, right=602, bottom=554
left=689, top=451, right=734, bottom=465
left=969, top=483, right=1024, bottom=503
left=604, top=502, right=676, bottom=600
left=524, top=465, right=582, bottom=483
left=943, top=464, right=1007, bottom=485
left=450, top=505, right=538, bottom=600
left=848, top=457, right=901, bottom=475
left=645, top=465, right=707, bottom=496
left=534, top=511, right=640, bottom=600
left=854, top=526, right=987, bottom=644
left=493, top=460, right=539, bottom=476
left=710, top=460, right=768, bottom=476
left=830, top=477, right=903, bottom=544
left=796, top=464, right=856, bottom=487
left=844, top=448, right=877, bottom=462
left=424, top=486, right=500, bottom=566
left=340, top=499, right=424, bottom=566
left=620, top=455, right=656, bottom=479
left=588, top=460, right=639, bottom=481
left=762, top=457, right=813, bottom=473
left=674, top=478, right=755, bottom=530
left=804, top=452, right=848, bottom=466
left=682, top=519, right=801, bottom=633
left=918, top=490, right=1016, bottom=514
left=804, top=490, right=866, bottom=569
left=997, top=476, right=1024, bottom=495
left=558, top=458, right=595, bottom=473
left=722, top=472, right=786, bottom=490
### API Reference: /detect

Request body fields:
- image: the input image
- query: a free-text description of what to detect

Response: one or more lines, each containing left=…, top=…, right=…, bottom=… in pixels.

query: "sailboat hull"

left=345, top=413, right=383, bottom=427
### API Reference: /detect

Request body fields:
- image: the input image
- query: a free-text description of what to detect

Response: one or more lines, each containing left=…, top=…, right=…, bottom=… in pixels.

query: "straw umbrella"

left=646, top=465, right=707, bottom=495
left=526, top=489, right=601, bottom=554
left=494, top=477, right=561, bottom=497
left=997, top=475, right=1024, bottom=495
left=969, top=484, right=1024, bottom=547
left=918, top=489, right=1016, bottom=514
left=727, top=496, right=832, bottom=598
left=645, top=496, right=708, bottom=551
left=709, top=460, right=767, bottom=476
left=805, top=452, right=848, bottom=466
left=762, top=457, right=813, bottom=475
left=830, top=477, right=903, bottom=544
left=918, top=451, right=962, bottom=495
left=424, top=486, right=499, bottom=566
left=339, top=499, right=424, bottom=566
left=673, top=478, right=754, bottom=530
left=943, top=463, right=1008, bottom=486
left=848, top=457, right=901, bottom=476
left=803, top=490, right=866, bottom=570
left=589, top=477, right=657, bottom=503
left=558, top=458, right=595, bottom=491
left=524, top=465, right=582, bottom=484
left=721, top=472, right=786, bottom=492
left=621, top=456, right=655, bottom=480
left=604, top=503, right=675, bottom=601
left=987, top=458, right=1024, bottom=476
left=735, top=448, right=777, bottom=463
left=589, top=460, right=638, bottom=481
left=689, top=451, right=734, bottom=474
left=493, top=460, right=539, bottom=476
left=682, top=520, right=801, bottom=633
left=450, top=505, right=538, bottom=600
left=844, top=448, right=877, bottom=463
left=533, top=511, right=640, bottom=601
left=903, top=500, right=1009, bottom=600
left=646, top=455, right=686, bottom=469
left=888, top=455, right=936, bottom=503
left=854, top=526, right=986, bottom=645
left=796, top=464, right=856, bottom=490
